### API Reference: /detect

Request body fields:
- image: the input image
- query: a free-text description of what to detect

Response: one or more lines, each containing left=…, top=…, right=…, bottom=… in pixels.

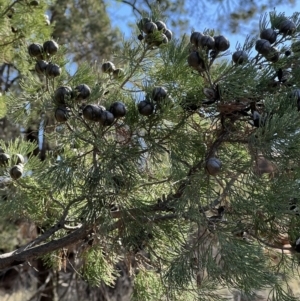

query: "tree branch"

left=1, top=0, right=20, bottom=17
left=120, top=0, right=142, bottom=16
left=0, top=225, right=89, bottom=270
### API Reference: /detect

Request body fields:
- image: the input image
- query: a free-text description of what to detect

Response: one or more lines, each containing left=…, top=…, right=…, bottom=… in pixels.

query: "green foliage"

left=0, top=0, right=52, bottom=65
left=132, top=269, right=165, bottom=301
left=0, top=94, right=7, bottom=118
left=0, top=0, right=54, bottom=143
left=0, top=139, right=46, bottom=221
left=81, top=246, right=118, bottom=286
left=0, top=221, right=19, bottom=252
left=3, top=5, right=300, bottom=301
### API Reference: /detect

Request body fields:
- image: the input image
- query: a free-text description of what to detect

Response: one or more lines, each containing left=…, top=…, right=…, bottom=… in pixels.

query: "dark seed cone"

left=35, top=60, right=48, bottom=74
left=109, top=101, right=127, bottom=118
left=188, top=51, right=205, bottom=71
left=55, top=107, right=69, bottom=122
left=255, top=39, right=271, bottom=56
left=152, top=87, right=168, bottom=102
left=100, top=110, right=115, bottom=126
left=206, top=157, right=222, bottom=176
left=143, top=22, right=158, bottom=34
left=232, top=50, right=248, bottom=64
left=260, top=28, right=277, bottom=44
left=0, top=153, right=10, bottom=166
left=279, top=19, right=296, bottom=35
left=74, top=84, right=91, bottom=101
left=54, top=86, right=73, bottom=105
left=45, top=63, right=61, bottom=78
left=155, top=21, right=167, bottom=32
left=83, top=104, right=105, bottom=122
left=43, top=40, right=59, bottom=56
left=10, top=164, right=23, bottom=180
left=164, top=29, right=172, bottom=41
left=28, top=43, right=43, bottom=58
left=190, top=31, right=203, bottom=46
left=214, top=35, right=230, bottom=52
left=138, top=101, right=154, bottom=116
left=102, top=61, right=115, bottom=73
left=199, top=35, right=215, bottom=50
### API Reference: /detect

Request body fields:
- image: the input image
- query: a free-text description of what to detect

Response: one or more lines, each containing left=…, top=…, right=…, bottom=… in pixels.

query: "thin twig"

left=1, top=0, right=20, bottom=17
left=120, top=46, right=149, bottom=89
left=121, top=0, right=142, bottom=16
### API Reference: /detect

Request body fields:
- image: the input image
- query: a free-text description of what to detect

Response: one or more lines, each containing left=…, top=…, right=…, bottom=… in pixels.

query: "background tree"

left=49, top=0, right=122, bottom=64
left=193, top=0, right=296, bottom=33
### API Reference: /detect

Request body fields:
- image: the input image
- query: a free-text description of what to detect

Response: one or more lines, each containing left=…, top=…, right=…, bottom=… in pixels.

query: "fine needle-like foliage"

left=2, top=5, right=300, bottom=301
left=0, top=0, right=53, bottom=140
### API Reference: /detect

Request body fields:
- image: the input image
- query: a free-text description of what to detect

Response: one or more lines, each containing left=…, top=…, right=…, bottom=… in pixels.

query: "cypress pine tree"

left=1, top=5, right=300, bottom=301
left=49, top=0, right=122, bottom=64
